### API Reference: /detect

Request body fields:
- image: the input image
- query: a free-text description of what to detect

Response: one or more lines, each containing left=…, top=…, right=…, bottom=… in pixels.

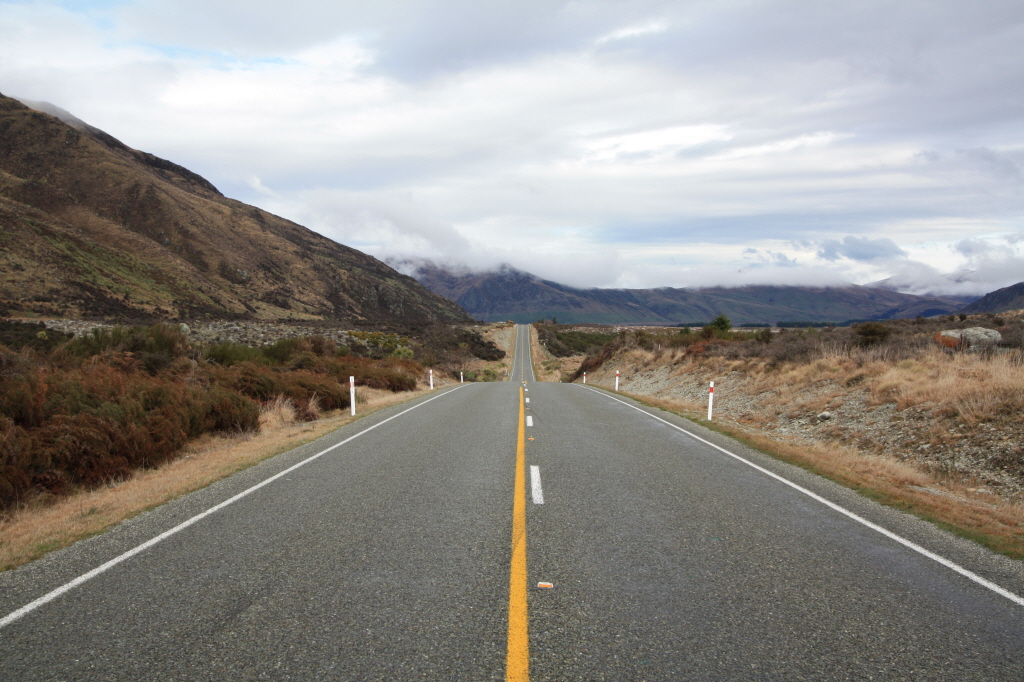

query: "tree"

left=709, top=314, right=732, bottom=332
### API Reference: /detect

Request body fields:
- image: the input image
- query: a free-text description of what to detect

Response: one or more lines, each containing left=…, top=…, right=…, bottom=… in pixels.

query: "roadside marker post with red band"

left=615, top=370, right=620, bottom=392
left=350, top=376, right=356, bottom=416
left=708, top=381, right=714, bottom=420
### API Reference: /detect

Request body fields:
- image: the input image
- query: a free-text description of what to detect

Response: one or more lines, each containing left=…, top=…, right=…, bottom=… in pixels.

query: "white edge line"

left=530, top=465, right=544, bottom=505
left=576, top=384, right=1024, bottom=608
left=0, top=386, right=466, bottom=631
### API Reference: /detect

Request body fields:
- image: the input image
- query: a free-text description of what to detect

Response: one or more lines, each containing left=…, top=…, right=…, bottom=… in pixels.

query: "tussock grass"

left=874, top=353, right=1024, bottom=419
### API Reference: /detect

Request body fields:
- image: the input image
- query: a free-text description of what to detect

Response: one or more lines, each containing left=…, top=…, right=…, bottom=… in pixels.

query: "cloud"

left=818, top=236, right=907, bottom=262
left=245, top=175, right=276, bottom=197
left=595, top=20, right=668, bottom=46
left=2, top=1, right=1024, bottom=296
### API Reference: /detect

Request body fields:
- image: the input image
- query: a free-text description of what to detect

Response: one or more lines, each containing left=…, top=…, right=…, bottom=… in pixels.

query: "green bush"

left=205, top=341, right=266, bottom=366
left=709, top=314, right=732, bottom=332
left=854, top=322, right=892, bottom=346
left=261, top=337, right=305, bottom=364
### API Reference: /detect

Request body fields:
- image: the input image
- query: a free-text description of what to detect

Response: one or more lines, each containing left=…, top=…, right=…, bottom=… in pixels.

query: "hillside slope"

left=0, top=94, right=469, bottom=324
left=959, top=282, right=1024, bottom=315
left=412, top=262, right=966, bottom=324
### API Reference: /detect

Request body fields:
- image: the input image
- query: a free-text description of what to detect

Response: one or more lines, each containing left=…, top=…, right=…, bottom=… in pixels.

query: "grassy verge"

left=0, top=386, right=430, bottom=572
left=603, top=388, right=1024, bottom=560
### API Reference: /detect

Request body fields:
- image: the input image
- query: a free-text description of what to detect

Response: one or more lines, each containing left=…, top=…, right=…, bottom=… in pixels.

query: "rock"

left=178, top=323, right=191, bottom=335
left=817, top=411, right=832, bottom=421
left=934, top=327, right=1001, bottom=351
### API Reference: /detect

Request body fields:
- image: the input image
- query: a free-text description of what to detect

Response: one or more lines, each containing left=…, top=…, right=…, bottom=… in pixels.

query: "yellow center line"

left=506, top=385, right=529, bottom=681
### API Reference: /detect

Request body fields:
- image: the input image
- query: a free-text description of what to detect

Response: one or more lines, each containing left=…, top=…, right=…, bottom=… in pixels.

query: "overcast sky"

left=2, top=0, right=1023, bottom=294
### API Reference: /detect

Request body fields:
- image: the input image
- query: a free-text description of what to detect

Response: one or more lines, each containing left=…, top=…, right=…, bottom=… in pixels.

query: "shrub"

left=854, top=322, right=893, bottom=347
left=182, top=386, right=261, bottom=435
left=307, top=335, right=336, bottom=356
left=288, top=351, right=326, bottom=372
left=280, top=373, right=348, bottom=419
left=709, top=314, right=732, bottom=332
left=63, top=323, right=191, bottom=359
left=210, top=362, right=285, bottom=401
left=536, top=325, right=616, bottom=357
left=261, top=337, right=307, bottom=364
left=0, top=331, right=425, bottom=509
left=205, top=341, right=266, bottom=366
left=764, top=331, right=821, bottom=367
left=666, top=329, right=699, bottom=348
left=0, top=321, right=73, bottom=352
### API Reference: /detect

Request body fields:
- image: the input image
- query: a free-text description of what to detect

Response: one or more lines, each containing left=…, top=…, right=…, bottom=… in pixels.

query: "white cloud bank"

left=2, top=0, right=1023, bottom=294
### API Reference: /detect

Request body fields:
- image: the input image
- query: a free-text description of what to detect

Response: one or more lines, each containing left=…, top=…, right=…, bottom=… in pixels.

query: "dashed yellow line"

left=506, top=385, right=529, bottom=681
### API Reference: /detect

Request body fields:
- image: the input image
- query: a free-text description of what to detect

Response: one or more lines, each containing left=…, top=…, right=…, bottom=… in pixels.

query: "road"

left=2, top=324, right=1024, bottom=679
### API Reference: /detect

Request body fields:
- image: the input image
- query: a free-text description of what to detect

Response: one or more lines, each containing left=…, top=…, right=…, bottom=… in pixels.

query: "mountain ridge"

left=0, top=94, right=469, bottom=324
left=410, top=261, right=972, bottom=325
left=958, top=282, right=1024, bottom=315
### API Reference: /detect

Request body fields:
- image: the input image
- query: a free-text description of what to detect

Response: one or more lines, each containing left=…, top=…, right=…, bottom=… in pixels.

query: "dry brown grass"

left=0, top=385, right=429, bottom=572
left=629, top=393, right=1024, bottom=558
left=700, top=347, right=1024, bottom=429
left=875, top=353, right=1024, bottom=419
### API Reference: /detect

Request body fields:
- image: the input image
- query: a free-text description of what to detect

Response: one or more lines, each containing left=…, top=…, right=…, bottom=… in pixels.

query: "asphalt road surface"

left=3, top=324, right=1024, bottom=680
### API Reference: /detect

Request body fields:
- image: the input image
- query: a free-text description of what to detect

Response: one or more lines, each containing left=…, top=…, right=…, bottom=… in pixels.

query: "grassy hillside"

left=0, top=94, right=469, bottom=324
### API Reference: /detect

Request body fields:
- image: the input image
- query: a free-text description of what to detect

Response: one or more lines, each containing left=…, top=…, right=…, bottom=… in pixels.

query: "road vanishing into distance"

left=3, top=324, right=1024, bottom=680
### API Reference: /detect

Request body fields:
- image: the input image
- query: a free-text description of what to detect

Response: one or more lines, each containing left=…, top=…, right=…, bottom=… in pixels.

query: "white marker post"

left=429, top=369, right=434, bottom=390
left=615, top=370, right=620, bottom=392
left=708, top=381, right=715, bottom=420
left=460, top=371, right=464, bottom=384
left=350, top=376, right=356, bottom=416
left=583, top=372, right=586, bottom=384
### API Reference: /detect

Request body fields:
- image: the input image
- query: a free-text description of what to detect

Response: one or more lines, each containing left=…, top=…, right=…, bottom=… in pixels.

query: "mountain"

left=411, top=262, right=967, bottom=325
left=0, top=94, right=469, bottom=324
left=957, top=282, right=1024, bottom=315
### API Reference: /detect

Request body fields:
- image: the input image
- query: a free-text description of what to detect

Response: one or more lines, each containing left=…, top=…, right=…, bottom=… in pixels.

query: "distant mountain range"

left=0, top=94, right=468, bottom=324
left=958, top=282, right=1024, bottom=315
left=410, top=262, right=974, bottom=325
